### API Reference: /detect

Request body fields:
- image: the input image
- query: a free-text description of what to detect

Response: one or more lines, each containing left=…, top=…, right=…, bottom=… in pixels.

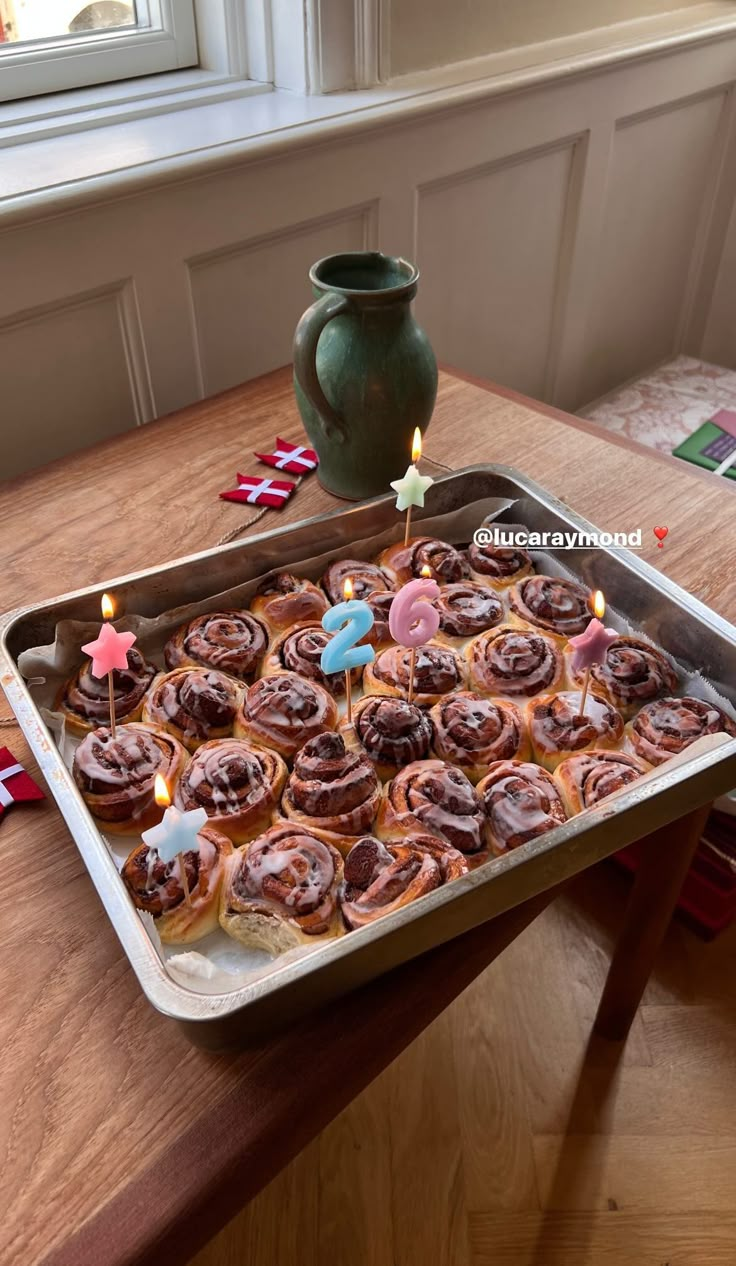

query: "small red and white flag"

left=219, top=473, right=296, bottom=509
left=255, top=437, right=318, bottom=475
left=0, top=747, right=45, bottom=818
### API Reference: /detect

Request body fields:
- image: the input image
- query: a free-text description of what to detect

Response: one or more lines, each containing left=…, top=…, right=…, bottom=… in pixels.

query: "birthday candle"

left=141, top=775, right=207, bottom=906
left=81, top=594, right=136, bottom=739
left=390, top=428, right=434, bottom=546
left=320, top=577, right=375, bottom=723
left=388, top=565, right=440, bottom=703
left=568, top=590, right=618, bottom=715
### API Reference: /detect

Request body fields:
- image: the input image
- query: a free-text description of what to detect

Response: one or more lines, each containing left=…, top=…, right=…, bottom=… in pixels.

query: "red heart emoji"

left=653, top=527, right=669, bottom=541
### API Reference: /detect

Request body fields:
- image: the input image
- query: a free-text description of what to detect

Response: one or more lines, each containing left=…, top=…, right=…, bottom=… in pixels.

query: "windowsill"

left=2, top=1, right=736, bottom=224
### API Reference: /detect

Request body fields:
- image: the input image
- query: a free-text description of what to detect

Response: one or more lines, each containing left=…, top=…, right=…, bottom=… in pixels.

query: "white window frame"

left=0, top=0, right=198, bottom=102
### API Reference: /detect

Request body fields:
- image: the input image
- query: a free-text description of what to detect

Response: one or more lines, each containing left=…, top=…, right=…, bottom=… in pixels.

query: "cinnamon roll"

left=465, top=532, right=533, bottom=589
left=376, top=537, right=469, bottom=585
left=219, top=822, right=344, bottom=954
left=174, top=737, right=287, bottom=844
left=142, top=666, right=244, bottom=753
left=249, top=573, right=329, bottom=636
left=554, top=749, right=651, bottom=816
left=261, top=623, right=360, bottom=698
left=527, top=690, right=625, bottom=771
left=235, top=672, right=338, bottom=761
left=363, top=641, right=468, bottom=708
left=508, top=575, right=593, bottom=640
left=362, top=590, right=395, bottom=649
left=164, top=610, right=268, bottom=682
left=340, top=836, right=446, bottom=930
left=340, top=694, right=434, bottom=780
left=434, top=582, right=505, bottom=643
left=566, top=635, right=679, bottom=719
left=429, top=692, right=530, bottom=783
left=466, top=625, right=563, bottom=698
left=321, top=558, right=395, bottom=604
left=377, top=759, right=490, bottom=861
left=280, top=732, right=381, bottom=851
left=477, top=760, right=567, bottom=855
left=626, top=696, right=736, bottom=767
left=122, top=825, right=233, bottom=944
left=57, top=647, right=156, bottom=737
left=73, top=723, right=187, bottom=834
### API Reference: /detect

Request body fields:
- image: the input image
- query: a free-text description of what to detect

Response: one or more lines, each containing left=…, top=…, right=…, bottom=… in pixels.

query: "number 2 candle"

left=320, top=577, right=375, bottom=723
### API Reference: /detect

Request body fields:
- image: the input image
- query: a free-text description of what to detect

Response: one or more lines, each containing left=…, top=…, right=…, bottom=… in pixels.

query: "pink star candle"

left=388, top=565, right=440, bottom=702
left=81, top=594, right=136, bottom=739
left=567, top=590, right=618, bottom=715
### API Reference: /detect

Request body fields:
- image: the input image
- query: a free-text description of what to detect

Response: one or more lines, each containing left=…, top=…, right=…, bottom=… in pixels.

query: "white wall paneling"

left=3, top=27, right=736, bottom=475
left=0, top=282, right=152, bottom=480
left=188, top=202, right=378, bottom=395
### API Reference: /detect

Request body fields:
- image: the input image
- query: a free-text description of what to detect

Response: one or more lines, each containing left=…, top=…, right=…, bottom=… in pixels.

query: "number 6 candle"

left=388, top=565, right=440, bottom=703
left=320, top=577, right=375, bottom=723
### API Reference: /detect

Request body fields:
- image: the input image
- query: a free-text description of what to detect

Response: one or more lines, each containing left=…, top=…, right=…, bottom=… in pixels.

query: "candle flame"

left=420, top=564, right=432, bottom=578
left=343, top=577, right=353, bottom=601
left=101, top=593, right=114, bottom=620
left=593, top=590, right=606, bottom=619
left=154, top=774, right=171, bottom=808
left=411, top=427, right=422, bottom=464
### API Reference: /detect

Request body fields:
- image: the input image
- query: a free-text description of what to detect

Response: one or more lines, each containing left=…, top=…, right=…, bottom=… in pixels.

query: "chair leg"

left=593, top=804, right=711, bottom=1041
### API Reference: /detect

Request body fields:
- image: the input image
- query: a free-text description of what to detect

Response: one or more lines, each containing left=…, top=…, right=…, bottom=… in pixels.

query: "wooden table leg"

left=594, top=804, right=711, bottom=1041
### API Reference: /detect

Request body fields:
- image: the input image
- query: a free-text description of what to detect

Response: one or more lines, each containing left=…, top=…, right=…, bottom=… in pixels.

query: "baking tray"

left=2, top=465, right=736, bottom=1050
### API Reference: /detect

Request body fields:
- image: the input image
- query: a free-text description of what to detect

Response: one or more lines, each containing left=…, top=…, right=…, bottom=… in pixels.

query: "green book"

left=673, top=419, right=736, bottom=479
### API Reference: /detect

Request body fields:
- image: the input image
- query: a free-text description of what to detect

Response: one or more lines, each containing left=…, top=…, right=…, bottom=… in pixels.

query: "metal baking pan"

left=2, top=465, right=736, bottom=1050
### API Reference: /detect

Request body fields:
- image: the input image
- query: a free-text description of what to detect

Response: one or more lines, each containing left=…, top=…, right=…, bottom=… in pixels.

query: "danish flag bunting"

left=255, top=437, right=318, bottom=475
left=219, top=473, right=296, bottom=509
left=0, top=747, right=45, bottom=819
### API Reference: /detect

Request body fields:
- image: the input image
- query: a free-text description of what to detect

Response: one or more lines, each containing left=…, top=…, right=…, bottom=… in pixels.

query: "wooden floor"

left=190, top=862, right=736, bottom=1266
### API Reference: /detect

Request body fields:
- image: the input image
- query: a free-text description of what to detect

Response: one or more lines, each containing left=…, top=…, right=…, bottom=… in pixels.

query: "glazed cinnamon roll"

left=340, top=836, right=445, bottom=930
left=164, top=610, right=268, bottom=682
left=122, top=825, right=233, bottom=944
left=261, top=623, right=360, bottom=698
left=434, top=583, right=505, bottom=643
left=341, top=694, right=433, bottom=780
left=465, top=531, right=533, bottom=589
left=280, top=733, right=382, bottom=851
left=376, top=536, right=469, bottom=585
left=362, top=590, right=395, bottom=648
left=174, top=737, right=287, bottom=844
left=321, top=558, right=395, bottom=604
left=508, top=575, right=593, bottom=640
left=142, top=666, right=244, bottom=753
left=466, top=625, right=563, bottom=698
left=249, top=573, right=329, bottom=636
left=477, top=760, right=567, bottom=855
left=235, top=672, right=338, bottom=761
left=429, top=692, right=530, bottom=783
left=363, top=641, right=468, bottom=708
left=219, top=822, right=344, bottom=954
left=73, top=723, right=187, bottom=834
left=554, top=749, right=650, bottom=815
left=566, top=635, right=679, bottom=719
left=57, top=647, right=156, bottom=737
left=527, top=690, right=625, bottom=771
left=626, top=696, right=736, bottom=767
left=377, top=759, right=489, bottom=861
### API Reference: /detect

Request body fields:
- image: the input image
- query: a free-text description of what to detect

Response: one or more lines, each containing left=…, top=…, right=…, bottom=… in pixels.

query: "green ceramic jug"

left=293, top=252, right=438, bottom=500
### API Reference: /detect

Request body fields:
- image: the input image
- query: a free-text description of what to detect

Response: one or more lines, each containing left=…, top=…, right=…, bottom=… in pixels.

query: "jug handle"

left=293, top=293, right=350, bottom=443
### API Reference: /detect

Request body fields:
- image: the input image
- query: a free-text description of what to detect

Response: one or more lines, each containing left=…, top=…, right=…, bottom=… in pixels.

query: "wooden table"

left=1, top=367, right=734, bottom=1266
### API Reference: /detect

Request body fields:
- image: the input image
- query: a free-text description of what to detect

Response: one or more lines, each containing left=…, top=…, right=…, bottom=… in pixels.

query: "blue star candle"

left=141, top=775, right=207, bottom=906
left=320, top=577, right=375, bottom=723
left=390, top=427, right=434, bottom=545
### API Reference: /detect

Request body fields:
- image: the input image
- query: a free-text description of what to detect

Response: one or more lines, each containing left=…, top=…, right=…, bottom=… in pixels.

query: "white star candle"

left=390, top=427, right=434, bottom=545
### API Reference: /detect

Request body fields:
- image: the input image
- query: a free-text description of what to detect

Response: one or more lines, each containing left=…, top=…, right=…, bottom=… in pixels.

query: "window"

left=0, top=0, right=197, bottom=101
